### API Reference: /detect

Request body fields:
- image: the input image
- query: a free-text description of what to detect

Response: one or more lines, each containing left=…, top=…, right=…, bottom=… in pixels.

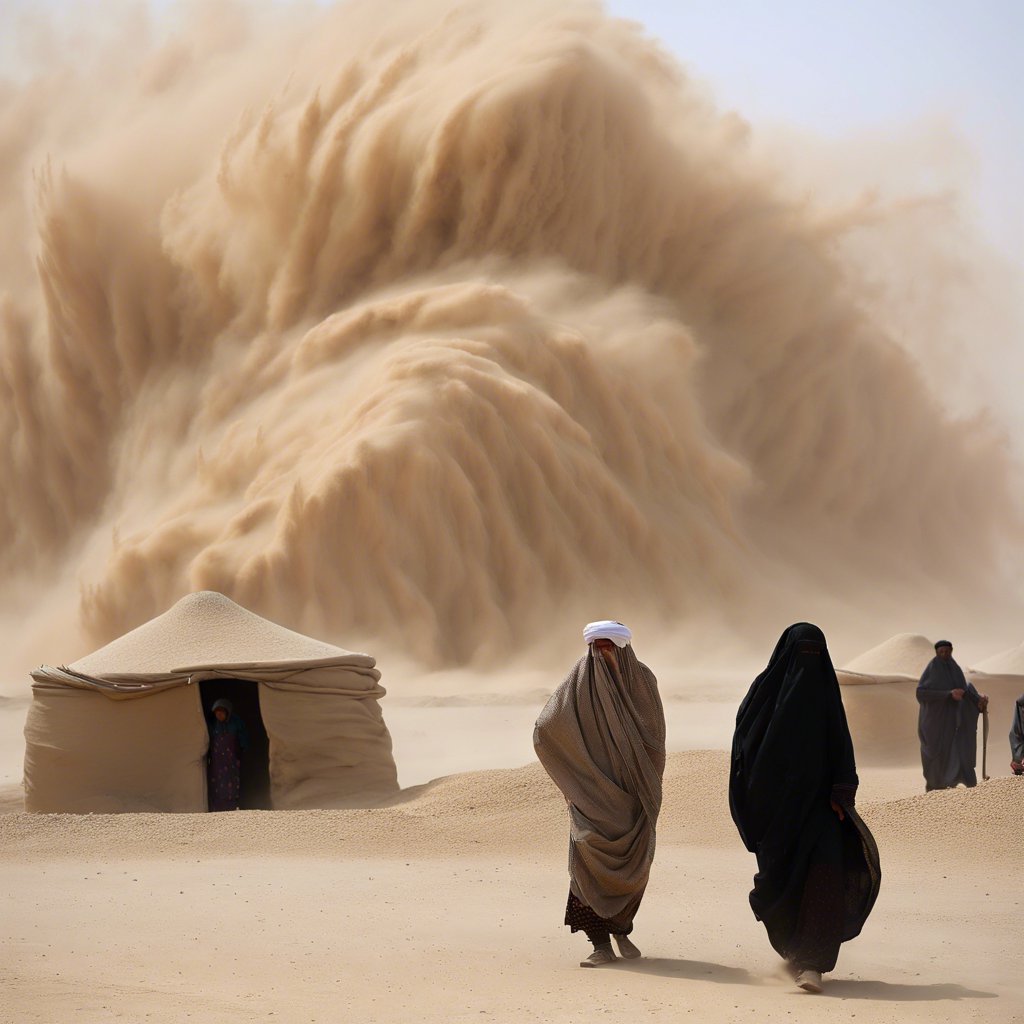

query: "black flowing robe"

left=916, top=655, right=981, bottom=791
left=729, top=623, right=881, bottom=972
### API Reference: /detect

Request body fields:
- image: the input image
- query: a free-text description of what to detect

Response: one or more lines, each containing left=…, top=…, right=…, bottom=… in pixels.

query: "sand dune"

left=3, top=753, right=1021, bottom=1023
left=865, top=778, right=1022, bottom=865
left=4, top=745, right=1019, bottom=1024
left=2, top=751, right=1019, bottom=864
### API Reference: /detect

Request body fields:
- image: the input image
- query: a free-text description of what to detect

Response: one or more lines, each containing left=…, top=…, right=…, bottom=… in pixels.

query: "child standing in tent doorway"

left=207, top=699, right=250, bottom=811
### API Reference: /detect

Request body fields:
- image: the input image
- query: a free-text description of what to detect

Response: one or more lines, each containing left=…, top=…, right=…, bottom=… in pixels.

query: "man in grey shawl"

left=534, top=620, right=665, bottom=967
left=1010, top=694, right=1024, bottom=776
left=916, top=640, right=989, bottom=791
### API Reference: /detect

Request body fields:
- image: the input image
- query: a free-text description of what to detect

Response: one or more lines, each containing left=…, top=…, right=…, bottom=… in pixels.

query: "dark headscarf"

left=730, top=623, right=857, bottom=853
left=208, top=699, right=249, bottom=748
left=730, top=623, right=880, bottom=955
left=918, top=651, right=968, bottom=692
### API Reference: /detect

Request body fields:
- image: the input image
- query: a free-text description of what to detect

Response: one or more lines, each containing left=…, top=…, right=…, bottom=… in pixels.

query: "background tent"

left=967, top=642, right=1024, bottom=768
left=834, top=633, right=1021, bottom=774
left=833, top=634, right=936, bottom=766
left=837, top=633, right=935, bottom=686
left=24, top=592, right=398, bottom=812
left=969, top=641, right=1024, bottom=682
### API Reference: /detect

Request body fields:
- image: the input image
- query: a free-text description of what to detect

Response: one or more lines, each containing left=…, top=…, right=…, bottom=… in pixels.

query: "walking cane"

left=982, top=707, right=990, bottom=781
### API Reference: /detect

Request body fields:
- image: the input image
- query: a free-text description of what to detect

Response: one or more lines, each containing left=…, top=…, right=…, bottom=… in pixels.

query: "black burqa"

left=729, top=623, right=881, bottom=973
left=916, top=653, right=982, bottom=791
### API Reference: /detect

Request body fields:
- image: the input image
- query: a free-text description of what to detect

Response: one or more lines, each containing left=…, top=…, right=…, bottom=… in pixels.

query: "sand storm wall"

left=0, top=0, right=1018, bottom=667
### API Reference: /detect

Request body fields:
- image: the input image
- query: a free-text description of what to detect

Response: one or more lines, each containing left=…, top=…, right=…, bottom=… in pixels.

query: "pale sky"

left=605, top=0, right=1023, bottom=263
left=2, top=0, right=1021, bottom=260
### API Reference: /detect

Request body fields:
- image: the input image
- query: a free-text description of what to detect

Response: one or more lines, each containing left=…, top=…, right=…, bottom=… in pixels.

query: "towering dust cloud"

left=0, top=0, right=1018, bottom=668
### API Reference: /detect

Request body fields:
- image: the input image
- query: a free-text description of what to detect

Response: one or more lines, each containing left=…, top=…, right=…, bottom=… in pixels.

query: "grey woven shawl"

left=534, top=646, right=666, bottom=920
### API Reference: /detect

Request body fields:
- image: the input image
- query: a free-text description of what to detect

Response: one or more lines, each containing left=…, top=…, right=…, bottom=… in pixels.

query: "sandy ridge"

left=2, top=751, right=1019, bottom=866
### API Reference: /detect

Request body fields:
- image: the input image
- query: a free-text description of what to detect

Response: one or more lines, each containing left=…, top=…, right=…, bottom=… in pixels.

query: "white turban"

left=583, top=620, right=633, bottom=648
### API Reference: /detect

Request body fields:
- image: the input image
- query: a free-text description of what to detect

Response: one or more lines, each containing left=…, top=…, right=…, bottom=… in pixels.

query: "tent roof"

left=972, top=640, right=1024, bottom=677
left=69, top=591, right=375, bottom=676
left=840, top=633, right=934, bottom=680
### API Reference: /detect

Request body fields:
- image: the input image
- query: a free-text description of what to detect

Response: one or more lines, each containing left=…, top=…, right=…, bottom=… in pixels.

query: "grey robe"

left=916, top=655, right=981, bottom=791
left=1010, top=696, right=1024, bottom=766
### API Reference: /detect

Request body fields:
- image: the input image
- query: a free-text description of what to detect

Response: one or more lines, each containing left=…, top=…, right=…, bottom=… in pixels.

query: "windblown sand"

left=4, top=647, right=1023, bottom=1021
left=4, top=619, right=1022, bottom=1024
left=2, top=0, right=1022, bottom=1019
left=2, top=746, right=1021, bottom=1023
left=1, top=0, right=1022, bottom=676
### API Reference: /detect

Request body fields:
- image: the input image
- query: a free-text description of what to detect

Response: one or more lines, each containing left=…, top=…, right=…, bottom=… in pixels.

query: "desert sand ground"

left=2, top=671, right=1022, bottom=1024
left=1, top=0, right=1021, bottom=1018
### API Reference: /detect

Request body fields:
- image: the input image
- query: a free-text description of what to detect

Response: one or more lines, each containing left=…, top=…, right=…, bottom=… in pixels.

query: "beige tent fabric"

left=70, top=589, right=379, bottom=681
left=261, top=677, right=397, bottom=810
left=534, top=646, right=665, bottom=925
left=24, top=685, right=208, bottom=813
left=972, top=641, right=1024, bottom=677
left=837, top=633, right=935, bottom=686
left=25, top=592, right=397, bottom=812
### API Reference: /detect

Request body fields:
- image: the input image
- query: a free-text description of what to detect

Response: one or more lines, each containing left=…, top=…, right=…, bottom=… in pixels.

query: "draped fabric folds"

left=534, top=645, right=665, bottom=928
left=25, top=592, right=397, bottom=812
left=730, top=623, right=880, bottom=969
left=916, top=654, right=982, bottom=791
left=1011, top=696, right=1024, bottom=767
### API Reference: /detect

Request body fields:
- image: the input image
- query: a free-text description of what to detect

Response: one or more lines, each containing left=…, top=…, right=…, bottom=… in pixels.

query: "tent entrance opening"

left=200, top=679, right=271, bottom=810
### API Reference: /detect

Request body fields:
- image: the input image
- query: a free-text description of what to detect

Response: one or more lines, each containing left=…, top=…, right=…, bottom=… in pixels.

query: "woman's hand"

left=829, top=799, right=845, bottom=821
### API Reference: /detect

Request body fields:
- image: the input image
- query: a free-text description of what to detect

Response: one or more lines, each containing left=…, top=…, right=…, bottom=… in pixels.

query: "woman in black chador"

left=729, top=623, right=881, bottom=994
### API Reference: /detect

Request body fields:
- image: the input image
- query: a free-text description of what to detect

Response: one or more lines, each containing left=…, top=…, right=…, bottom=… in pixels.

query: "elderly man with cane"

left=916, top=640, right=989, bottom=791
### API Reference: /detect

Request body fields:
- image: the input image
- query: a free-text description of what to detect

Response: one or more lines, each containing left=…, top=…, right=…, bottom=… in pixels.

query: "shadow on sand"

left=612, top=958, right=758, bottom=985
left=613, top=961, right=997, bottom=1004
left=823, top=979, right=997, bottom=1002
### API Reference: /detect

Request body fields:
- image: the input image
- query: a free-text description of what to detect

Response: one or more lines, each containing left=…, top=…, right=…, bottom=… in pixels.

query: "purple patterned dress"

left=208, top=726, right=242, bottom=811
left=207, top=701, right=249, bottom=812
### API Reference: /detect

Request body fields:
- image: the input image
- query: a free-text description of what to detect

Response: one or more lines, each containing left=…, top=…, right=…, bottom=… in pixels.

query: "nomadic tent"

left=970, top=641, right=1024, bottom=681
left=837, top=633, right=935, bottom=686
left=24, top=591, right=398, bottom=812
left=966, top=643, right=1024, bottom=758
left=835, top=633, right=936, bottom=766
